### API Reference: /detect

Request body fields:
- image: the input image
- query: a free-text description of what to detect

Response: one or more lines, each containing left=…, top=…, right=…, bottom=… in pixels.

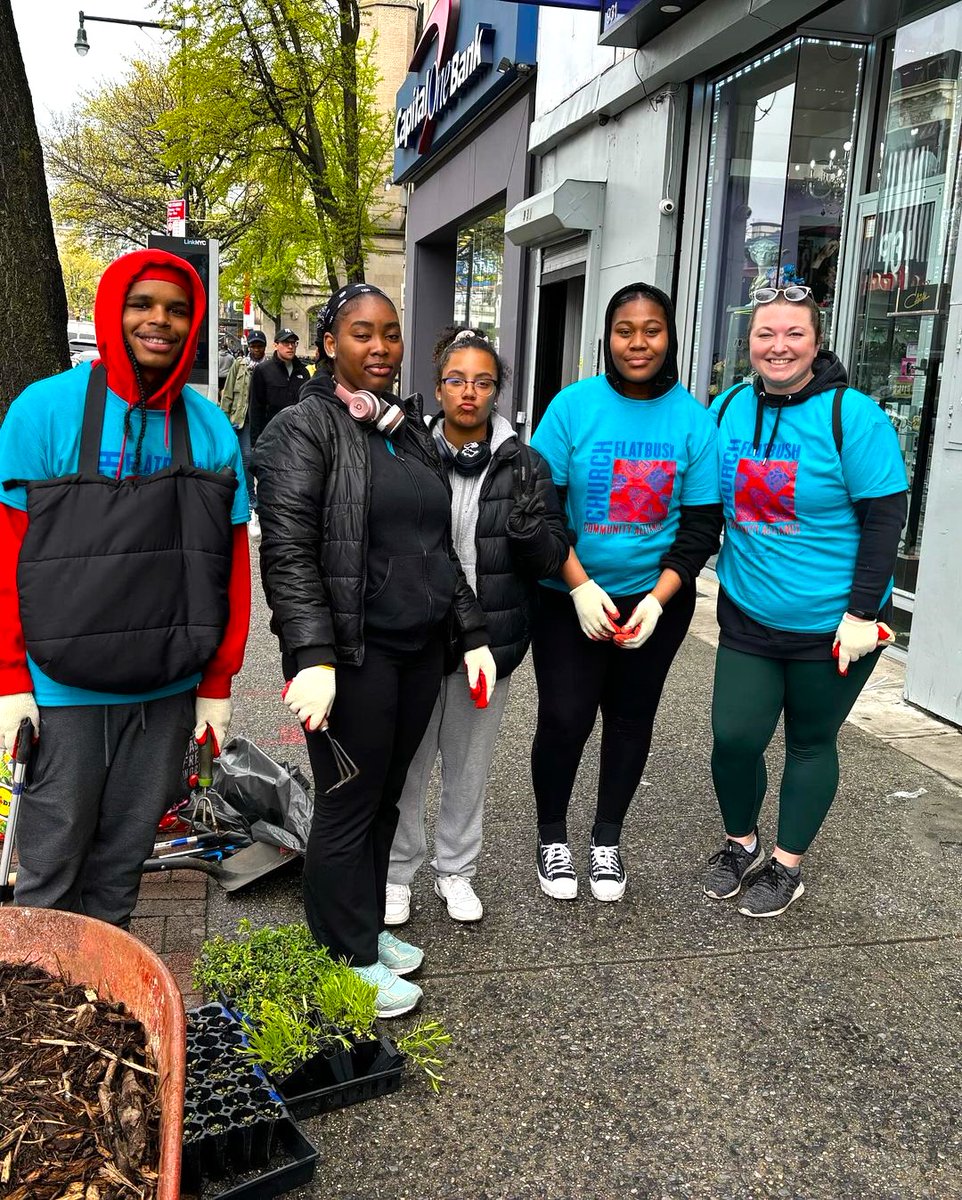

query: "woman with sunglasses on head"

left=530, top=283, right=723, bottom=902
left=385, top=328, right=569, bottom=926
left=253, top=285, right=494, bottom=1016
left=704, top=285, right=908, bottom=917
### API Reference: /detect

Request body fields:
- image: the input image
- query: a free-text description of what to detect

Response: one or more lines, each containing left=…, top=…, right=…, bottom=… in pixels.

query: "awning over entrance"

left=505, top=179, right=605, bottom=247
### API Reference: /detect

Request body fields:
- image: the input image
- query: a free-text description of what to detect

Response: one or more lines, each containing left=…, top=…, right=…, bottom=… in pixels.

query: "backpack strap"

left=831, top=386, right=845, bottom=456
left=80, top=364, right=193, bottom=474
left=714, top=382, right=751, bottom=428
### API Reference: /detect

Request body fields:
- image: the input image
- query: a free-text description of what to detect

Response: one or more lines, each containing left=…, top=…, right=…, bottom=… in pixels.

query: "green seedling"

left=397, top=1019, right=452, bottom=1095
left=239, top=999, right=319, bottom=1078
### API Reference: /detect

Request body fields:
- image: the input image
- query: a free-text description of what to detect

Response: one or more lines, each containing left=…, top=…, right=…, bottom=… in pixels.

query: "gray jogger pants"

left=13, top=691, right=194, bottom=927
left=388, top=669, right=511, bottom=885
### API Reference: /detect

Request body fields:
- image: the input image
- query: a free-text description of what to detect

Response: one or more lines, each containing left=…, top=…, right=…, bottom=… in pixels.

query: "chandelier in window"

left=795, top=140, right=852, bottom=212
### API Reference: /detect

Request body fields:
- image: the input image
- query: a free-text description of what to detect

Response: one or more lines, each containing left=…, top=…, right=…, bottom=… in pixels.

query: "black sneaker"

left=703, top=834, right=765, bottom=899
left=589, top=840, right=627, bottom=901
left=537, top=837, right=577, bottom=900
left=737, top=859, right=805, bottom=918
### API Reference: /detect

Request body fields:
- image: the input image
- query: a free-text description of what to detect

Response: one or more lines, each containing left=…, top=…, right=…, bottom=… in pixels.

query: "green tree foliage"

left=56, top=230, right=107, bottom=322
left=0, top=0, right=69, bottom=412
left=44, top=55, right=255, bottom=251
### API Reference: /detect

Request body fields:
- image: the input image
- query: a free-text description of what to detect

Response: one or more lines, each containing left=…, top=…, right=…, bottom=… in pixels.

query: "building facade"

left=503, top=0, right=962, bottom=726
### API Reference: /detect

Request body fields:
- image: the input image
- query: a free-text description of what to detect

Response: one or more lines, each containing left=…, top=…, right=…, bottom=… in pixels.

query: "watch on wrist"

left=847, top=607, right=878, bottom=621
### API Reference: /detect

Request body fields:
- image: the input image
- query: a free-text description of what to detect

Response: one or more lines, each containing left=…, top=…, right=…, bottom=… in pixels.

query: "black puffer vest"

left=13, top=365, right=236, bottom=693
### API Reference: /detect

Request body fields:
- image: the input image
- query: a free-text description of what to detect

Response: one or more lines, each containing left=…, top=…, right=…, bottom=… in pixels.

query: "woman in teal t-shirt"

left=704, top=286, right=908, bottom=917
left=530, top=282, right=722, bottom=904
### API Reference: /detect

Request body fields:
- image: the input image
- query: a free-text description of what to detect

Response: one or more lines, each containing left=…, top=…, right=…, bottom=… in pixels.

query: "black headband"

left=318, top=283, right=392, bottom=341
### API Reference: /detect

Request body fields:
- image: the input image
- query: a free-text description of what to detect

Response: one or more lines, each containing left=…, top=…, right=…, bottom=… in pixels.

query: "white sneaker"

left=537, top=838, right=578, bottom=900
left=385, top=882, right=411, bottom=925
left=434, top=874, right=483, bottom=922
left=589, top=840, right=627, bottom=902
left=248, top=511, right=261, bottom=538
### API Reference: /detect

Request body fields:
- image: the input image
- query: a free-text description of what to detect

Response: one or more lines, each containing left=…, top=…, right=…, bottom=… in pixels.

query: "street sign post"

left=146, top=234, right=219, bottom=398
left=166, top=199, right=187, bottom=238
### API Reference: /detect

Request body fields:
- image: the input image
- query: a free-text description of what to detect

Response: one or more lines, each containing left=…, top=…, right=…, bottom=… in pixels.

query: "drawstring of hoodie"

left=752, top=394, right=785, bottom=462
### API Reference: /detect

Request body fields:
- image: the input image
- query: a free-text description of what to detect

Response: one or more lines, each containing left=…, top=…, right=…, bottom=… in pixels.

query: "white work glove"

left=283, top=665, right=336, bottom=731
left=570, top=579, right=620, bottom=641
left=463, top=645, right=497, bottom=708
left=194, top=696, right=232, bottom=756
left=614, top=594, right=663, bottom=650
left=832, top=614, right=894, bottom=676
left=0, top=693, right=39, bottom=755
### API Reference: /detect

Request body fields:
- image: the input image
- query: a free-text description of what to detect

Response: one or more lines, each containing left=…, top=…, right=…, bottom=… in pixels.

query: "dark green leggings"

left=711, top=645, right=880, bottom=855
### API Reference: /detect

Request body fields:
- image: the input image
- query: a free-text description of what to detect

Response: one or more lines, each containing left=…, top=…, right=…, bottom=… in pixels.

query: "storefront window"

left=694, top=38, right=865, bottom=399
left=453, top=210, right=505, bottom=345
left=849, top=3, right=962, bottom=589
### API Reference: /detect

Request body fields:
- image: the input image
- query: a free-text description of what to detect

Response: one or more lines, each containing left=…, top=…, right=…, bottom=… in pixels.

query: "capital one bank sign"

left=393, top=0, right=537, bottom=183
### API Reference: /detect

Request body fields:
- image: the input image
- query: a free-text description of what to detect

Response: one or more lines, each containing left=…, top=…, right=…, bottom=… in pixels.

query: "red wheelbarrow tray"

left=0, top=906, right=186, bottom=1197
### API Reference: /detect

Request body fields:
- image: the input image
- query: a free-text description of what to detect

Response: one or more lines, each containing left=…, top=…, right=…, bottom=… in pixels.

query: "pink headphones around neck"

left=334, top=382, right=405, bottom=437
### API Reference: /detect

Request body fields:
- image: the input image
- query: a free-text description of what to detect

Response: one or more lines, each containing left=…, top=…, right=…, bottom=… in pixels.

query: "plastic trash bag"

left=210, top=737, right=313, bottom=853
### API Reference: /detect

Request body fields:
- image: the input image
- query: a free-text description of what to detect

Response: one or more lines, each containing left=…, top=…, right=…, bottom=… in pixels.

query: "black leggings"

left=711, top=645, right=880, bottom=855
left=530, top=583, right=695, bottom=842
left=303, top=633, right=443, bottom=965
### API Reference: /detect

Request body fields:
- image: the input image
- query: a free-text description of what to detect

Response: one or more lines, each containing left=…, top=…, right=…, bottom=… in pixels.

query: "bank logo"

left=734, top=458, right=797, bottom=524
left=609, top=459, right=676, bottom=524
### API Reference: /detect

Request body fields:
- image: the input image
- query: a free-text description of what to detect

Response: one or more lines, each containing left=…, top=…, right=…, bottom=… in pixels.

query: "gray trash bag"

left=211, top=737, right=313, bottom=852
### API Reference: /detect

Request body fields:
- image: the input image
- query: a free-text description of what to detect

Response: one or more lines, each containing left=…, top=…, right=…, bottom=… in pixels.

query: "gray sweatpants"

left=13, top=692, right=194, bottom=927
left=388, top=669, right=511, bottom=884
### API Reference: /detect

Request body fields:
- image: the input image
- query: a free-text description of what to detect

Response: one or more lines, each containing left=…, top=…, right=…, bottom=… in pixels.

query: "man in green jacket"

left=221, top=330, right=266, bottom=535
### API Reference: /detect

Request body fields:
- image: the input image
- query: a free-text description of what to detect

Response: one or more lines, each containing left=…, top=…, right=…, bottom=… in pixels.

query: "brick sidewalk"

left=131, top=870, right=207, bottom=1009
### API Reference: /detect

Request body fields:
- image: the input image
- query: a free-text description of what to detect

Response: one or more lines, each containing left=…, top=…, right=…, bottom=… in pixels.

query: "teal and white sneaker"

left=377, top=930, right=424, bottom=976
left=352, top=961, right=423, bottom=1018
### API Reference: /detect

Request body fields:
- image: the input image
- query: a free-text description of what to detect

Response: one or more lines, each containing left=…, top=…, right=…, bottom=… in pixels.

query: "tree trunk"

left=339, top=0, right=364, bottom=284
left=0, top=0, right=70, bottom=418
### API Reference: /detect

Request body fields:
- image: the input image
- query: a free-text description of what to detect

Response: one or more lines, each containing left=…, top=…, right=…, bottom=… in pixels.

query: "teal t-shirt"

left=0, top=362, right=249, bottom=706
left=531, top=375, right=720, bottom=595
left=712, top=383, right=908, bottom=633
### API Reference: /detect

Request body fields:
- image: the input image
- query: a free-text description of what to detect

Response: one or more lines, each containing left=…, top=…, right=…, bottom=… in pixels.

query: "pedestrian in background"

left=530, top=282, right=722, bottom=903
left=704, top=285, right=907, bottom=917
left=0, top=249, right=250, bottom=927
left=254, top=284, right=495, bottom=1016
left=221, top=330, right=267, bottom=536
left=385, top=327, right=568, bottom=927
left=249, top=328, right=309, bottom=447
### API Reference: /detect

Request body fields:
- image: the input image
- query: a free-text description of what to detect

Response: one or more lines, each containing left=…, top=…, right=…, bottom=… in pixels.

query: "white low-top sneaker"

left=589, top=840, right=627, bottom=902
left=434, top=874, right=483, bottom=921
left=384, top=882, right=411, bottom=925
left=537, top=838, right=578, bottom=900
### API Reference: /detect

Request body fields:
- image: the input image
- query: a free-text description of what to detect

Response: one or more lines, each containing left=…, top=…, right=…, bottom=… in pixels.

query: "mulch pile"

left=0, top=960, right=160, bottom=1200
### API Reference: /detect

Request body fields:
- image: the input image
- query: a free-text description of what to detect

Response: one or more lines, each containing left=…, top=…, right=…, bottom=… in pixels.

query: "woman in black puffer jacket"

left=385, top=328, right=569, bottom=927
left=253, top=287, right=495, bottom=1019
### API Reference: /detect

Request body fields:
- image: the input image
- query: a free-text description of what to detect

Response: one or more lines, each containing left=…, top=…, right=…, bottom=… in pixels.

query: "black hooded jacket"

left=253, top=370, right=488, bottom=669
left=602, top=282, right=723, bottom=586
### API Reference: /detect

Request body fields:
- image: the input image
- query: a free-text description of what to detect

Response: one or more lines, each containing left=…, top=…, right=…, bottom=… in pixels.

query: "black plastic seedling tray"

left=202, top=1116, right=318, bottom=1200
left=275, top=1034, right=404, bottom=1119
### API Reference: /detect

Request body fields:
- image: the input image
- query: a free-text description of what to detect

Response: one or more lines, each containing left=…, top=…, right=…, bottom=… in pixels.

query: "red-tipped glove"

left=832, top=615, right=894, bottom=676
left=194, top=697, right=232, bottom=756
left=463, top=646, right=497, bottom=709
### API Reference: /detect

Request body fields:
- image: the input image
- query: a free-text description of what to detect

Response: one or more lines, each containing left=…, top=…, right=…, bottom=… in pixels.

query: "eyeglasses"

left=440, top=376, right=497, bottom=397
left=752, top=286, right=813, bottom=305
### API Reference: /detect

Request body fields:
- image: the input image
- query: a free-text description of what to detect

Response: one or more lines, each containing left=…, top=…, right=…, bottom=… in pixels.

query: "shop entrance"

left=532, top=272, right=584, bottom=430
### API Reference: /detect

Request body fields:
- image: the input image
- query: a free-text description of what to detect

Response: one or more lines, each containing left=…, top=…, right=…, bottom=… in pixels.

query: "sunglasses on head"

left=752, top=286, right=812, bottom=305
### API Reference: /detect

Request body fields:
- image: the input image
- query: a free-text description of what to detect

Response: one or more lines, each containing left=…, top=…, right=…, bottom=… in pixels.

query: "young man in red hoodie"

left=0, top=249, right=251, bottom=927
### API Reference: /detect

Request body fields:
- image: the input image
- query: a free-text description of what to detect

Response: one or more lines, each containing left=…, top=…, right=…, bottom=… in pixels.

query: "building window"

left=453, top=210, right=505, bottom=345
left=693, top=37, right=865, bottom=399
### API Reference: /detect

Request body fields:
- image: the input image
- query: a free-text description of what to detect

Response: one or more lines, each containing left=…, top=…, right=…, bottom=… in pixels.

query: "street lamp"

left=74, top=10, right=181, bottom=57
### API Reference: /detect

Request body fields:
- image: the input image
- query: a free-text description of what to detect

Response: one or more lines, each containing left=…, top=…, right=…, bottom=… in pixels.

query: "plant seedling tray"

left=276, top=1035, right=404, bottom=1119
left=200, top=1116, right=318, bottom=1200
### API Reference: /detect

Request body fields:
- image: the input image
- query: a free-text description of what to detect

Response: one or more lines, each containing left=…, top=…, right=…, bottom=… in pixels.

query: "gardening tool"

left=188, top=727, right=222, bottom=832
left=142, top=839, right=299, bottom=891
left=320, top=723, right=359, bottom=793
left=0, top=718, right=34, bottom=902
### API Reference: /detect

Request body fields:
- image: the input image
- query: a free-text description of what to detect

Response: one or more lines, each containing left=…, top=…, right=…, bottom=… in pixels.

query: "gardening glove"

left=832, top=614, right=894, bottom=676
left=614, top=594, right=663, bottom=650
left=463, top=645, right=497, bottom=709
left=570, top=579, right=620, bottom=641
left=194, top=696, right=232, bottom=756
left=283, top=665, right=336, bottom=731
left=0, top=693, right=39, bottom=755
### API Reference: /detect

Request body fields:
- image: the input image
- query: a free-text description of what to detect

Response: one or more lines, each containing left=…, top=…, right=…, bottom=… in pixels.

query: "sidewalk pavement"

left=134, top=574, right=962, bottom=1199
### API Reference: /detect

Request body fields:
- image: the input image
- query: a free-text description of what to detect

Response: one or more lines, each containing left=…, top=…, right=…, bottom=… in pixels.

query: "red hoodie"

left=0, top=249, right=250, bottom=700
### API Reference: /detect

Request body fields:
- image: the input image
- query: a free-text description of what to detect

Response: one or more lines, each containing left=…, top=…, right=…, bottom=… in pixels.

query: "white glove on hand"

left=832, top=614, right=893, bottom=676
left=0, top=693, right=39, bottom=755
left=194, top=696, right=232, bottom=755
left=463, top=645, right=497, bottom=708
left=614, top=594, right=663, bottom=650
left=570, top=579, right=620, bottom=640
left=284, top=666, right=336, bottom=731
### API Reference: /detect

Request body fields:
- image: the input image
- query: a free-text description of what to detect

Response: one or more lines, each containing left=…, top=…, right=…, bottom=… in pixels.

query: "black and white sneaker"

left=537, top=838, right=578, bottom=900
left=589, top=840, right=627, bottom=901
left=737, top=858, right=805, bottom=918
left=703, top=834, right=765, bottom=899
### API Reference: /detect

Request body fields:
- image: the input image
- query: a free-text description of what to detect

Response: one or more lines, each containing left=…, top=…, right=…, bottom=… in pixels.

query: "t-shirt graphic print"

left=610, top=458, right=676, bottom=527
left=734, top=457, right=798, bottom=527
